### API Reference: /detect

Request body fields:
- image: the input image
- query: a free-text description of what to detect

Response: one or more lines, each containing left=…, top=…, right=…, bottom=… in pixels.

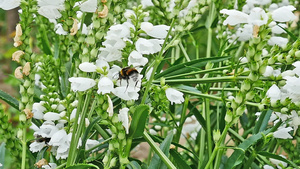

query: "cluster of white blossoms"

left=29, top=100, right=99, bottom=160
left=220, top=0, right=297, bottom=47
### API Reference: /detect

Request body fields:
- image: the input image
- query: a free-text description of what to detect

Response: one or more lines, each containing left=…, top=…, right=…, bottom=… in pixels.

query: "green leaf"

left=278, top=24, right=297, bottom=41
left=129, top=104, right=150, bottom=138
left=65, top=163, right=100, bottom=169
left=154, top=56, right=230, bottom=79
left=258, top=152, right=300, bottom=169
left=0, top=89, right=19, bottom=110
left=127, top=161, right=142, bottom=169
left=225, top=129, right=271, bottom=169
left=0, top=143, right=5, bottom=167
left=253, top=110, right=272, bottom=134
left=148, top=132, right=174, bottom=169
left=170, top=149, right=192, bottom=169
left=38, top=21, right=52, bottom=55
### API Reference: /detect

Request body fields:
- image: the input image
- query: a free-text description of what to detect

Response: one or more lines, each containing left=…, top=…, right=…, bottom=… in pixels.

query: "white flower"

left=97, top=77, right=114, bottom=94
left=282, top=76, right=300, bottom=102
left=165, top=88, right=184, bottom=104
left=48, top=129, right=67, bottom=147
left=37, top=0, right=65, bottom=19
left=292, top=61, right=300, bottom=76
left=263, top=66, right=274, bottom=77
left=289, top=110, right=300, bottom=132
left=107, top=23, right=131, bottom=38
left=0, top=163, right=2, bottom=167
left=107, top=95, right=113, bottom=117
left=118, top=108, right=130, bottom=134
left=79, top=0, right=97, bottom=13
left=181, top=121, right=201, bottom=140
left=268, top=36, right=288, bottom=48
left=32, top=102, right=46, bottom=119
left=69, top=77, right=96, bottom=92
left=103, top=35, right=126, bottom=50
left=266, top=84, right=281, bottom=101
left=98, top=45, right=122, bottom=62
left=55, top=23, right=68, bottom=35
left=43, top=112, right=61, bottom=121
left=29, top=141, right=46, bottom=153
left=79, top=62, right=97, bottom=72
left=246, top=0, right=271, bottom=5
left=141, top=22, right=170, bottom=39
left=248, top=7, right=268, bottom=26
left=113, top=86, right=140, bottom=101
left=271, top=23, right=287, bottom=34
left=273, top=126, right=293, bottom=139
left=236, top=24, right=253, bottom=41
left=149, top=129, right=157, bottom=135
left=141, top=0, right=154, bottom=8
left=263, top=165, right=274, bottom=169
left=0, top=0, right=20, bottom=10
left=42, top=163, right=57, bottom=169
left=85, top=139, right=99, bottom=150
left=270, top=155, right=288, bottom=168
left=135, top=38, right=164, bottom=55
left=272, top=5, right=296, bottom=22
left=128, top=50, right=148, bottom=67
left=35, top=121, right=59, bottom=138
left=220, top=9, right=249, bottom=26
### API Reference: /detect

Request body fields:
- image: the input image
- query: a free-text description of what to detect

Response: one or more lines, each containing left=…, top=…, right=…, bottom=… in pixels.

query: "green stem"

left=198, top=114, right=205, bottom=169
left=179, top=41, right=191, bottom=62
left=21, top=125, right=27, bottom=169
left=204, top=98, right=213, bottom=168
left=141, top=19, right=175, bottom=104
left=206, top=28, right=212, bottom=58
left=174, top=95, right=190, bottom=144
left=234, top=41, right=245, bottom=61
left=94, top=124, right=110, bottom=140
left=204, top=124, right=231, bottom=169
left=143, top=131, right=176, bottom=169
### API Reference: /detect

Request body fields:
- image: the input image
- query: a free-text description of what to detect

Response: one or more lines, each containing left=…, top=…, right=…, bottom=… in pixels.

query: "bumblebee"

left=119, top=67, right=139, bottom=87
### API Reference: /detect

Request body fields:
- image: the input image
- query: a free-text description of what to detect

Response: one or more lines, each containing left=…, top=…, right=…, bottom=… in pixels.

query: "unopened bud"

left=12, top=50, right=24, bottom=63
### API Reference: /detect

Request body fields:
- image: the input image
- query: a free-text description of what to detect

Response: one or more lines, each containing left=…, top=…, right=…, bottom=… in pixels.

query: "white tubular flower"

left=220, top=9, right=249, bottom=26
left=248, top=7, right=268, bottom=26
left=141, top=0, right=154, bottom=8
left=32, top=102, right=46, bottom=119
left=48, top=129, right=67, bottom=146
left=37, top=0, right=65, bottom=19
left=263, top=66, right=274, bottom=77
left=165, top=88, right=184, bottom=105
left=85, top=139, right=99, bottom=150
left=54, top=23, right=68, bottom=35
left=113, top=86, right=140, bottom=101
left=273, top=126, right=293, bottom=139
left=141, top=22, right=170, bottom=39
left=282, top=76, right=300, bottom=102
left=95, top=58, right=110, bottom=71
left=98, top=45, right=122, bottom=62
left=79, top=62, right=97, bottom=72
left=107, top=23, right=131, bottom=38
left=271, top=23, right=287, bottom=34
left=289, top=110, right=300, bottom=132
left=42, top=163, right=57, bottom=169
left=292, top=61, right=300, bottom=76
left=0, top=0, right=20, bottom=10
left=272, top=5, right=296, bottom=22
left=97, top=77, right=114, bottom=94
left=263, top=165, right=274, bottom=169
left=103, top=35, right=126, bottom=50
left=35, top=121, right=59, bottom=138
left=128, top=50, right=148, bottom=67
left=118, top=108, right=130, bottom=134
left=236, top=24, right=253, bottom=41
left=135, top=38, right=164, bottom=55
left=107, top=95, right=114, bottom=117
left=44, top=112, right=61, bottom=121
left=181, top=121, right=201, bottom=140
left=69, top=77, right=96, bottom=92
left=268, top=36, right=288, bottom=48
left=29, top=141, right=46, bottom=153
left=266, top=84, right=281, bottom=101
left=79, top=0, right=97, bottom=13
left=270, top=155, right=288, bottom=168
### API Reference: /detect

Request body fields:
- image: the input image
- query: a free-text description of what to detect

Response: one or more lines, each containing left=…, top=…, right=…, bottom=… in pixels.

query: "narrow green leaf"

left=170, top=149, right=192, bottom=169
left=253, top=110, right=272, bottom=134
left=148, top=132, right=174, bottom=169
left=278, top=24, right=297, bottom=41
left=38, top=21, right=52, bottom=55
left=0, top=89, right=19, bottom=110
left=225, top=129, right=271, bottom=169
left=65, top=163, right=99, bottom=169
left=258, top=152, right=300, bottom=169
left=188, top=101, right=207, bottom=132
left=127, top=161, right=142, bottom=169
left=155, top=56, right=231, bottom=79
left=129, top=104, right=150, bottom=138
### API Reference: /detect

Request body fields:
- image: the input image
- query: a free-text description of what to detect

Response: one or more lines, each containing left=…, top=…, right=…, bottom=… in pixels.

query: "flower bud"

left=235, top=93, right=244, bottom=105
left=225, top=110, right=233, bottom=123
left=213, top=129, right=221, bottom=142
left=118, top=131, right=126, bottom=140
left=241, top=80, right=251, bottom=92
left=295, top=50, right=300, bottom=58
left=236, top=105, right=246, bottom=116
left=19, top=114, right=26, bottom=122
left=258, top=104, right=267, bottom=111
left=246, top=91, right=255, bottom=100
left=281, top=107, right=288, bottom=114
left=109, top=157, right=117, bottom=168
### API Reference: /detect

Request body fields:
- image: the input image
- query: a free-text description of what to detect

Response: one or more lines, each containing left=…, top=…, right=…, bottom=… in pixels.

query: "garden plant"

left=0, top=0, right=300, bottom=169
